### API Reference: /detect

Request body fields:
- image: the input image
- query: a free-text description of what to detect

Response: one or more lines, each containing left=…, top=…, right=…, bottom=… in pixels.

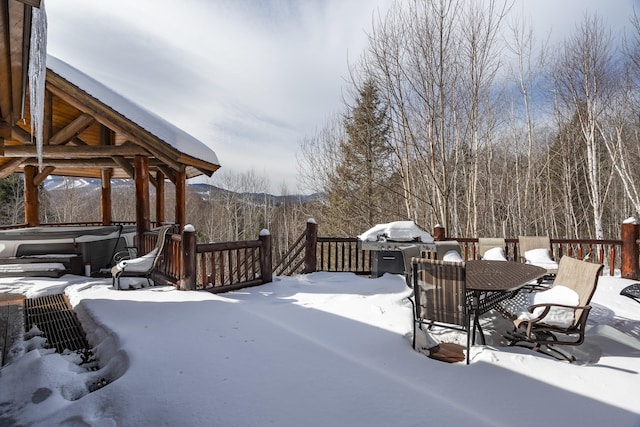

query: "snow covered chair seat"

left=434, top=241, right=463, bottom=261
left=478, top=238, right=508, bottom=261
left=518, top=235, right=559, bottom=276
left=111, top=226, right=171, bottom=290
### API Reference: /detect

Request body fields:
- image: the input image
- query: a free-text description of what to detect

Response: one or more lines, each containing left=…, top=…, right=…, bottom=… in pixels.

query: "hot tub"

left=0, top=225, right=136, bottom=273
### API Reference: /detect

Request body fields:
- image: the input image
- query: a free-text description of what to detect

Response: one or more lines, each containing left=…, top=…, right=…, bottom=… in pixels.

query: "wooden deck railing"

left=316, top=237, right=371, bottom=274
left=456, top=237, right=621, bottom=276
left=272, top=220, right=372, bottom=276
left=4, top=219, right=639, bottom=291
left=176, top=221, right=633, bottom=287
left=273, top=228, right=307, bottom=276
left=172, top=228, right=272, bottom=294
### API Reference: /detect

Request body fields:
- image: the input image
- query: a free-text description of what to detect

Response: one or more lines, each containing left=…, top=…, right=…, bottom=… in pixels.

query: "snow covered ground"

left=0, top=270, right=639, bottom=426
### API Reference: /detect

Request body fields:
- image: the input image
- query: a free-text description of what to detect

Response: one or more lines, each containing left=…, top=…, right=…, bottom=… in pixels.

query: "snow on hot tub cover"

left=357, top=221, right=434, bottom=243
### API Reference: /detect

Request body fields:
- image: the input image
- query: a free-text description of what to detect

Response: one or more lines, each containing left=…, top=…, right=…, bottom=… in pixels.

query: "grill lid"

left=358, top=221, right=434, bottom=244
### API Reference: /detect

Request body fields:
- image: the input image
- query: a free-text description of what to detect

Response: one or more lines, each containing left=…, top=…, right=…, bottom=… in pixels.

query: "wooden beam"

left=43, top=89, right=52, bottom=144
left=3, top=144, right=149, bottom=158
left=110, top=156, right=157, bottom=187
left=19, top=156, right=167, bottom=171
left=112, top=156, right=135, bottom=179
left=17, top=0, right=41, bottom=8
left=177, top=154, right=220, bottom=177
left=21, top=157, right=120, bottom=168
left=10, top=124, right=30, bottom=142
left=0, top=1, right=13, bottom=122
left=23, top=165, right=39, bottom=226
left=0, top=2, right=31, bottom=127
left=18, top=3, right=30, bottom=124
left=33, top=165, right=55, bottom=186
left=0, top=120, right=11, bottom=140
left=135, top=155, right=150, bottom=249
left=158, top=165, right=177, bottom=185
left=49, top=113, right=94, bottom=145
left=101, top=168, right=112, bottom=225
left=99, top=123, right=113, bottom=146
left=0, top=157, right=26, bottom=179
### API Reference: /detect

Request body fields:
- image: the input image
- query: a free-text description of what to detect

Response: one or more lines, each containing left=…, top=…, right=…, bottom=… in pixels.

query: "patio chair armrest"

left=527, top=302, right=590, bottom=312
left=113, top=251, right=131, bottom=263
left=525, top=303, right=591, bottom=323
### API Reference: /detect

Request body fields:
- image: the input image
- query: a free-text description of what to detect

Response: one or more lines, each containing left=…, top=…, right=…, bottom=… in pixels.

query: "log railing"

left=176, top=228, right=272, bottom=293
left=4, top=219, right=639, bottom=291
left=455, top=237, right=621, bottom=276
left=272, top=227, right=307, bottom=276
left=316, top=237, right=371, bottom=274
left=116, top=220, right=638, bottom=284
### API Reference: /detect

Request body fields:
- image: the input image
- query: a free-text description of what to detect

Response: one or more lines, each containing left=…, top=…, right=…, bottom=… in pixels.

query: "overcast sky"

left=45, top=0, right=637, bottom=194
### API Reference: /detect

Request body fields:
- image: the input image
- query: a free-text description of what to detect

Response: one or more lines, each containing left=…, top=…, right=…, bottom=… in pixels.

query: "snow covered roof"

left=46, top=55, right=219, bottom=167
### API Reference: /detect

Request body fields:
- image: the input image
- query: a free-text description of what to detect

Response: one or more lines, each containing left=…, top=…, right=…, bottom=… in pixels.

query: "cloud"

left=45, top=0, right=394, bottom=193
left=45, top=0, right=636, bottom=194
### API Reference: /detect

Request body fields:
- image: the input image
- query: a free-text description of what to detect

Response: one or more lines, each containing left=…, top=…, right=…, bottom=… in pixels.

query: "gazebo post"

left=155, top=170, right=165, bottom=226
left=175, top=168, right=186, bottom=230
left=23, top=165, right=39, bottom=226
left=99, top=125, right=113, bottom=225
left=621, top=218, right=639, bottom=280
left=101, top=168, right=112, bottom=225
left=134, top=155, right=150, bottom=250
left=303, top=219, right=318, bottom=273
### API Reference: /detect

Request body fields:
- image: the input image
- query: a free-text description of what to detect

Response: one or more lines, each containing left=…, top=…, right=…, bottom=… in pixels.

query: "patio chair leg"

left=504, top=330, right=575, bottom=362
left=466, top=319, right=471, bottom=365
left=538, top=345, right=575, bottom=362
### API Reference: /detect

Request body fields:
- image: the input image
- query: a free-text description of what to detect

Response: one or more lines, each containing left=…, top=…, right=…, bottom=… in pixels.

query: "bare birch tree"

left=553, top=14, right=616, bottom=239
left=505, top=15, right=549, bottom=235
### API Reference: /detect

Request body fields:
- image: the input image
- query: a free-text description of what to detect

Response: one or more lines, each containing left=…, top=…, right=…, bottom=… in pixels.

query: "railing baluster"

left=610, top=246, right=616, bottom=276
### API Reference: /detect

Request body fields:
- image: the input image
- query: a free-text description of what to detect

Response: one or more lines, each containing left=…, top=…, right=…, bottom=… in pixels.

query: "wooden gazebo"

left=0, top=0, right=220, bottom=246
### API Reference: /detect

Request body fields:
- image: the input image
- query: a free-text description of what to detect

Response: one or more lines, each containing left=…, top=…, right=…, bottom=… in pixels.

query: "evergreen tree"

left=325, top=79, right=394, bottom=235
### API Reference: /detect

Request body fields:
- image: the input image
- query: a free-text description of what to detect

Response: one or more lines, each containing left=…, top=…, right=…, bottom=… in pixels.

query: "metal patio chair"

left=411, top=258, right=473, bottom=364
left=478, top=237, right=507, bottom=261
left=111, top=226, right=171, bottom=290
left=434, top=241, right=463, bottom=261
left=518, top=235, right=559, bottom=277
left=400, top=245, right=421, bottom=288
left=506, top=256, right=604, bottom=362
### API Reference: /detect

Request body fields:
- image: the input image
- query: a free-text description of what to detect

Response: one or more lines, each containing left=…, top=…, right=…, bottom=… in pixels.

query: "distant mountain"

left=43, top=176, right=323, bottom=204
left=43, top=177, right=131, bottom=192
left=188, top=183, right=322, bottom=205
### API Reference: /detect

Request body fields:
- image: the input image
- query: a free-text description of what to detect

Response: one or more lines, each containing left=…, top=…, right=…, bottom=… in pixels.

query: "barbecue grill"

left=358, top=221, right=436, bottom=277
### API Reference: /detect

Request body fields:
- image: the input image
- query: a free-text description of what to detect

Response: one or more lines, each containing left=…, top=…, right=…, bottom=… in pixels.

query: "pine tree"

left=325, top=79, right=393, bottom=235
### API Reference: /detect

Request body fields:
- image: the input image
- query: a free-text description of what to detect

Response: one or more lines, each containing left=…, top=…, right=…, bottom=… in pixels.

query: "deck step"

left=24, top=294, right=90, bottom=353
left=0, top=293, right=26, bottom=366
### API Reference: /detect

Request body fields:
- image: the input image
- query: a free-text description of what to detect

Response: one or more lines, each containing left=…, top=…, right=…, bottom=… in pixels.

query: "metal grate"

left=24, top=294, right=89, bottom=353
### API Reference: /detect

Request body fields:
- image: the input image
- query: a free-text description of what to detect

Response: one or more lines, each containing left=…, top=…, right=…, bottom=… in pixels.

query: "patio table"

left=465, top=260, right=547, bottom=345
